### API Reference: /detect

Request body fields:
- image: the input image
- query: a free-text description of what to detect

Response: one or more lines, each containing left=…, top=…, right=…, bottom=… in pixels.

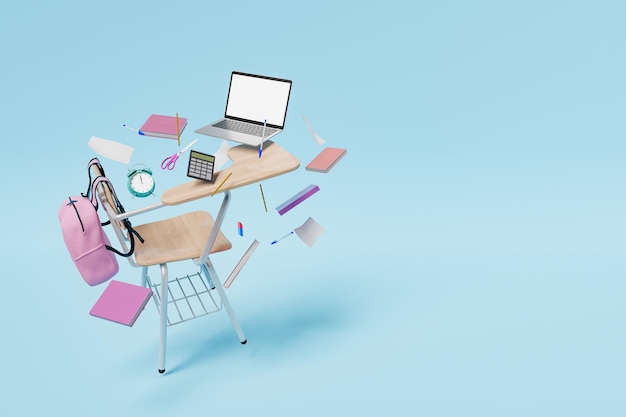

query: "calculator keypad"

left=187, top=150, right=215, bottom=182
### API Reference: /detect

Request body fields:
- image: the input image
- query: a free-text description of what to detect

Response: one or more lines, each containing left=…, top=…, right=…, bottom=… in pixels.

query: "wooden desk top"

left=161, top=141, right=300, bottom=206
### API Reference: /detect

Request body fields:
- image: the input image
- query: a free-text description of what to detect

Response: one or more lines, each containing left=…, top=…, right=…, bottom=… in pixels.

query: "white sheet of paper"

left=301, top=114, right=326, bottom=145
left=294, top=217, right=326, bottom=248
left=213, top=140, right=232, bottom=172
left=87, top=136, right=134, bottom=165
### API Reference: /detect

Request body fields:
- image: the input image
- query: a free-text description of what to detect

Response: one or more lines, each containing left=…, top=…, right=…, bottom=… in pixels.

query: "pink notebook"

left=90, top=280, right=153, bottom=327
left=305, top=147, right=347, bottom=173
left=140, top=114, right=188, bottom=139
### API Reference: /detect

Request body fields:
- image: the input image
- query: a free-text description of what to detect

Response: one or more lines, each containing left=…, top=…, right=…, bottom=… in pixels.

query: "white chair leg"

left=202, top=261, right=246, bottom=344
left=141, top=266, right=148, bottom=287
left=158, top=263, right=168, bottom=373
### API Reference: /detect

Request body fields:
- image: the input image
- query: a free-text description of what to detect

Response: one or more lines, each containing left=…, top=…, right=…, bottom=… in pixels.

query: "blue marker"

left=123, top=124, right=145, bottom=135
left=259, top=119, right=266, bottom=158
left=271, top=231, right=294, bottom=245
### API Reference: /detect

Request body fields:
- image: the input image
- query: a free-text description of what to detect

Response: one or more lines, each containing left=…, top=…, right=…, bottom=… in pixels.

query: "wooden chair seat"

left=132, top=210, right=232, bottom=266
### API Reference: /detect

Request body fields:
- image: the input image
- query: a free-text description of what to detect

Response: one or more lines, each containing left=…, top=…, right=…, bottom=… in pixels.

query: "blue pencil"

left=271, top=231, right=294, bottom=245
left=123, top=124, right=145, bottom=135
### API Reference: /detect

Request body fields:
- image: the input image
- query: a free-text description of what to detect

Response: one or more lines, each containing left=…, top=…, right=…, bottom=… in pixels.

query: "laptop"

left=195, top=71, right=293, bottom=146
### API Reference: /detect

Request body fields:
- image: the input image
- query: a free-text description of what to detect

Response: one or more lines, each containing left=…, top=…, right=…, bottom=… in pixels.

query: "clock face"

left=130, top=172, right=154, bottom=194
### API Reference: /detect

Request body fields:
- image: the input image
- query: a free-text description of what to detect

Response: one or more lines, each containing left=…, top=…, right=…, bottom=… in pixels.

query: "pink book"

left=90, top=280, right=153, bottom=327
left=140, top=114, right=188, bottom=139
left=305, top=147, right=347, bottom=173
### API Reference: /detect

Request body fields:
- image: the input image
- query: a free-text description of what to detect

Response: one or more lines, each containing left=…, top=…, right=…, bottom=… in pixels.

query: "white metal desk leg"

left=202, top=261, right=247, bottom=344
left=197, top=191, right=231, bottom=266
left=158, top=263, right=168, bottom=373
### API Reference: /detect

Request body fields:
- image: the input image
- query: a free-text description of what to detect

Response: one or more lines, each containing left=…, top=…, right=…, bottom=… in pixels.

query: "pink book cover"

left=305, top=147, right=347, bottom=173
left=90, top=280, right=153, bottom=327
left=140, top=114, right=188, bottom=139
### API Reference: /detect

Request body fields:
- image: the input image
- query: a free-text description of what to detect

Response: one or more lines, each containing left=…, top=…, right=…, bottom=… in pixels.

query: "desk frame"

left=97, top=141, right=299, bottom=373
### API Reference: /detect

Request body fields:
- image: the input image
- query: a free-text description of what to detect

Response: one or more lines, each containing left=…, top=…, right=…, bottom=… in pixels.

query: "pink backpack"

left=59, top=159, right=143, bottom=286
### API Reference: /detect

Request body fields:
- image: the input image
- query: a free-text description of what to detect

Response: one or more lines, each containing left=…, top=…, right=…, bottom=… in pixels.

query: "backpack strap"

left=82, top=158, right=106, bottom=199
left=82, top=159, right=111, bottom=226
left=91, top=176, right=145, bottom=258
left=107, top=221, right=144, bottom=258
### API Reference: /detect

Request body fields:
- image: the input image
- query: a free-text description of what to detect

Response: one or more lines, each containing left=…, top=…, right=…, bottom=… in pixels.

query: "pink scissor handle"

left=161, top=139, right=197, bottom=170
left=161, top=154, right=178, bottom=170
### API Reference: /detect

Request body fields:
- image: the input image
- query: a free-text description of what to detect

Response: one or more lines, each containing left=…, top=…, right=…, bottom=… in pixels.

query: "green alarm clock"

left=127, top=164, right=155, bottom=198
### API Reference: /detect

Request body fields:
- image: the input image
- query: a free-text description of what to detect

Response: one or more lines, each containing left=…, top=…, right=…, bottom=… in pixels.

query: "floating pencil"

left=259, top=183, right=268, bottom=212
left=211, top=172, right=232, bottom=196
left=271, top=231, right=294, bottom=245
left=176, top=112, right=180, bottom=146
left=259, top=119, right=266, bottom=158
left=123, top=124, right=145, bottom=135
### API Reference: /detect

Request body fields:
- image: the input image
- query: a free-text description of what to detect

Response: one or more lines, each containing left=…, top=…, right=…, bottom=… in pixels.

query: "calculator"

left=187, top=150, right=215, bottom=182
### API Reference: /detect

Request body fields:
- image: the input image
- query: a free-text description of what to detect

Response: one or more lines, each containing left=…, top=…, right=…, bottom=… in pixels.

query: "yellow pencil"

left=259, top=183, right=268, bottom=212
left=211, top=172, right=232, bottom=197
left=175, top=112, right=180, bottom=146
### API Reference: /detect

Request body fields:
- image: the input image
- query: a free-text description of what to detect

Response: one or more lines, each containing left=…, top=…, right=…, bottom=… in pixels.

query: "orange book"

left=305, top=147, right=347, bottom=173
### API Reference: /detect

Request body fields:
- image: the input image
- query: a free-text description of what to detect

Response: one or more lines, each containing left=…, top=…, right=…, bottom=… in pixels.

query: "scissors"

left=161, top=139, right=198, bottom=170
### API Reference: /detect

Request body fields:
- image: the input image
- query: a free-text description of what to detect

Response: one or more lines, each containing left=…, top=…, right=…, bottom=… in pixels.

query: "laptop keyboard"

left=214, top=119, right=279, bottom=137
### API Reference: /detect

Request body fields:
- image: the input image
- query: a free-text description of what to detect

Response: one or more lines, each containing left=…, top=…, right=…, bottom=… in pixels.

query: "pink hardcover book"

left=90, top=280, right=153, bottom=326
left=140, top=114, right=188, bottom=139
left=305, top=147, right=347, bottom=173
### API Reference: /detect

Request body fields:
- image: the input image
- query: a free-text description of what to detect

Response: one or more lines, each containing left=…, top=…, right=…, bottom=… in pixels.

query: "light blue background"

left=1, top=0, right=624, bottom=416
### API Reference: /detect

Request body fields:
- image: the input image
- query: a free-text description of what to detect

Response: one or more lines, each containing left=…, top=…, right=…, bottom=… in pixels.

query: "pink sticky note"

left=305, top=147, right=347, bottom=173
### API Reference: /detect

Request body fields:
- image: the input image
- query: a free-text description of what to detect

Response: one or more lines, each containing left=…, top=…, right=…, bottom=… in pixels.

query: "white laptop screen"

left=225, top=72, right=292, bottom=128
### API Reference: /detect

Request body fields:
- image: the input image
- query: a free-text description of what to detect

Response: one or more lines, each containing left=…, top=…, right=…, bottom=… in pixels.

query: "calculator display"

left=187, top=150, right=215, bottom=182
